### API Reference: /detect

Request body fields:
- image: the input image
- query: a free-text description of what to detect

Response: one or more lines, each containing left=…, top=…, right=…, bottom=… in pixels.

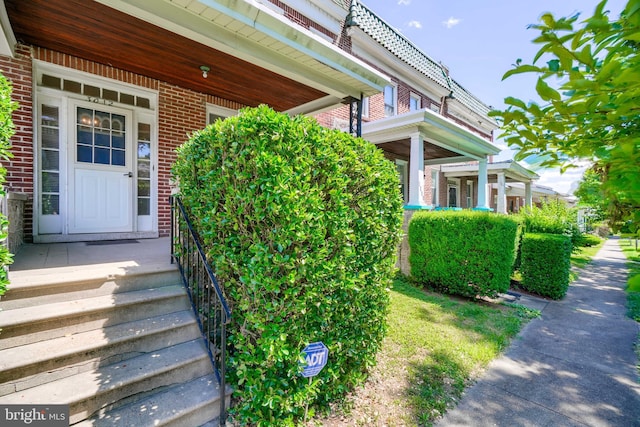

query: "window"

left=383, top=85, right=396, bottom=117
left=361, top=97, right=370, bottom=118
left=41, top=104, right=60, bottom=216
left=396, top=160, right=408, bottom=203
left=431, top=169, right=439, bottom=206
left=76, top=107, right=126, bottom=166
left=466, top=180, right=474, bottom=208
left=137, top=123, right=152, bottom=216
left=206, top=105, right=237, bottom=125
left=448, top=180, right=459, bottom=207
left=409, top=93, right=421, bottom=111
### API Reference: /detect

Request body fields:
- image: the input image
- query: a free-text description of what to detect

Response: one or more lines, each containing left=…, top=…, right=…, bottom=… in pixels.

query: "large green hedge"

left=408, top=211, right=520, bottom=298
left=520, top=233, right=572, bottom=299
left=172, top=105, right=404, bottom=425
left=0, top=71, right=15, bottom=296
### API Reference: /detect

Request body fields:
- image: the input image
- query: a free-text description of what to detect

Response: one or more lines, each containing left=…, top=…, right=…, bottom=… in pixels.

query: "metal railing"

left=170, top=196, right=232, bottom=426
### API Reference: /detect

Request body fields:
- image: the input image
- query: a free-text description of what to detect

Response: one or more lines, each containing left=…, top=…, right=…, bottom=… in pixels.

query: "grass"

left=620, top=240, right=640, bottom=322
left=568, top=236, right=607, bottom=281
left=316, top=275, right=539, bottom=426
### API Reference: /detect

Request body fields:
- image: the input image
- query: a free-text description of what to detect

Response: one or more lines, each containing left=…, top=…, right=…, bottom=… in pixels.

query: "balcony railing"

left=170, top=196, right=232, bottom=426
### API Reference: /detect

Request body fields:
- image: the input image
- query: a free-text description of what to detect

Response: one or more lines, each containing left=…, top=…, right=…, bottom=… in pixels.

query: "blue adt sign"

left=301, top=342, right=328, bottom=378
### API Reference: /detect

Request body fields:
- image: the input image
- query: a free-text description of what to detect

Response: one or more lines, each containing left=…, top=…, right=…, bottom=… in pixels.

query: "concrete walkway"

left=436, top=237, right=640, bottom=427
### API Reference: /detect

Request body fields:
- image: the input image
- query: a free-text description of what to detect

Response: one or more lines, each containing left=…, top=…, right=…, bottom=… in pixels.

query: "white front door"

left=69, top=102, right=134, bottom=233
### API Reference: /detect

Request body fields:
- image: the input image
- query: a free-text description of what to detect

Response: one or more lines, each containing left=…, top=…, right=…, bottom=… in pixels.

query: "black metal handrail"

left=170, top=196, right=232, bottom=426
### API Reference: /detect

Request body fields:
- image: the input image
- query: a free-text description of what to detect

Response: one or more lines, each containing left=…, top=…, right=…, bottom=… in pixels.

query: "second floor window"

left=384, top=85, right=396, bottom=117
left=410, top=93, right=421, bottom=111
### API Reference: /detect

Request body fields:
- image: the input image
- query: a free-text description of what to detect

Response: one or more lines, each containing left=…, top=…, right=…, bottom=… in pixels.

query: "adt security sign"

left=301, top=342, right=328, bottom=378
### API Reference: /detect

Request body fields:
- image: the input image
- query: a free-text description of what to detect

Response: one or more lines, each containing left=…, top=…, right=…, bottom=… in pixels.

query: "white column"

left=408, top=132, right=425, bottom=207
left=525, top=181, right=533, bottom=208
left=476, top=157, right=489, bottom=209
left=497, top=172, right=507, bottom=214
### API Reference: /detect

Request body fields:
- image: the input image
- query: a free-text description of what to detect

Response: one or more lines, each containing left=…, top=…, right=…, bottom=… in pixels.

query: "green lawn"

left=620, top=241, right=640, bottom=322
left=317, top=276, right=538, bottom=426
left=571, top=238, right=607, bottom=269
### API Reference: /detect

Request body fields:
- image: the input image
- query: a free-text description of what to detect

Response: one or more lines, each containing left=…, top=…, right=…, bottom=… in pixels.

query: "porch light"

left=199, top=65, right=210, bottom=79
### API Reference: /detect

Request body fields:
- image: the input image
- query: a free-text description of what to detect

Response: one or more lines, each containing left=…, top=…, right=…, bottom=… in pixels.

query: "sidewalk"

left=436, top=237, right=640, bottom=427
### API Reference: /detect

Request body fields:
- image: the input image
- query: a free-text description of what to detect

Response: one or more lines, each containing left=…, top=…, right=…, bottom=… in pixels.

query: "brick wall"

left=2, top=44, right=248, bottom=239
left=157, top=83, right=207, bottom=236
left=1, top=44, right=34, bottom=240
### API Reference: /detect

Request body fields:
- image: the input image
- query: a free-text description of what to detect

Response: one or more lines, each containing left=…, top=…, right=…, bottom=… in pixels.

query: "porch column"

left=408, top=132, right=426, bottom=207
left=475, top=157, right=489, bottom=209
left=525, top=181, right=533, bottom=208
left=496, top=172, right=507, bottom=214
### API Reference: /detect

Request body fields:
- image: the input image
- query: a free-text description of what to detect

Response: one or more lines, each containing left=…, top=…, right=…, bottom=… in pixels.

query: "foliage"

left=621, top=244, right=640, bottom=321
left=172, top=105, right=404, bottom=425
left=520, top=233, right=572, bottom=299
left=408, top=211, right=520, bottom=298
left=516, top=199, right=581, bottom=248
left=576, top=233, right=604, bottom=247
left=0, top=71, right=15, bottom=296
left=314, top=274, right=535, bottom=425
left=574, top=168, right=607, bottom=221
left=490, top=0, right=640, bottom=229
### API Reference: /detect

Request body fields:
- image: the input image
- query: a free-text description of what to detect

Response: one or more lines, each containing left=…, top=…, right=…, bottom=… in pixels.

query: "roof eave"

left=363, top=109, right=500, bottom=160
left=95, top=0, right=389, bottom=99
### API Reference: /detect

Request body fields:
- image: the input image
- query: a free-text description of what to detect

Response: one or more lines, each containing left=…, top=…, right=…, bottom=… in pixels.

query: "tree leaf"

left=535, top=77, right=561, bottom=101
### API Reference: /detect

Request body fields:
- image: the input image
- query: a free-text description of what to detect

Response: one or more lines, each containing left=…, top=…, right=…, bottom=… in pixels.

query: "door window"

left=76, top=107, right=126, bottom=166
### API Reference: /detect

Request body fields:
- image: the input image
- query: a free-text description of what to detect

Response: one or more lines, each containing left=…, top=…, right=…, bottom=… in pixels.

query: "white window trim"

left=466, top=180, right=474, bottom=208
left=448, top=179, right=460, bottom=208
left=361, top=97, right=370, bottom=119
left=384, top=84, right=397, bottom=117
left=206, top=104, right=237, bottom=124
left=396, top=159, right=408, bottom=203
left=409, top=92, right=421, bottom=111
left=431, top=169, right=439, bottom=207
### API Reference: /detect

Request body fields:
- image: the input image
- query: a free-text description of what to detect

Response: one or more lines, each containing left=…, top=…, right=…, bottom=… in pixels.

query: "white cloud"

left=408, top=20, right=422, bottom=29
left=442, top=17, right=461, bottom=29
left=398, top=0, right=411, bottom=5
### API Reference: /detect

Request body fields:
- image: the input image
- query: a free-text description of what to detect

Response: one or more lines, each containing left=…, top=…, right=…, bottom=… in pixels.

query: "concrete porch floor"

left=8, top=237, right=175, bottom=289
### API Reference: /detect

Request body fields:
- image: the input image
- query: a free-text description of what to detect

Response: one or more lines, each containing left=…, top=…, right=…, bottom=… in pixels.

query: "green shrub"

left=172, top=105, right=404, bottom=425
left=520, top=233, right=572, bottom=299
left=0, top=71, right=15, bottom=296
left=576, top=233, right=603, bottom=247
left=517, top=199, right=581, bottom=248
left=408, top=211, right=520, bottom=298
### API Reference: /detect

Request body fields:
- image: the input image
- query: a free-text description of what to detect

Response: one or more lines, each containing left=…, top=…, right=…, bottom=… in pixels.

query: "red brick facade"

left=2, top=44, right=248, bottom=241
left=1, top=44, right=34, bottom=237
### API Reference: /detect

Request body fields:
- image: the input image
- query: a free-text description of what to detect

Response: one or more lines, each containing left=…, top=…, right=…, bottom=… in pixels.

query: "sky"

left=359, top=0, right=628, bottom=195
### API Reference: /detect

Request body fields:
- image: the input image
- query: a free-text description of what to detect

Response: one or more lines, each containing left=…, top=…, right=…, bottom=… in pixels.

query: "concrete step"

left=0, top=310, right=201, bottom=395
left=0, top=285, right=190, bottom=350
left=76, top=374, right=230, bottom=427
left=0, top=339, right=213, bottom=425
left=2, top=265, right=181, bottom=309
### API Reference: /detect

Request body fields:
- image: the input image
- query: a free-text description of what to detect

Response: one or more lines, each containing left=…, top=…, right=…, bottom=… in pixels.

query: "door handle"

left=124, top=172, right=133, bottom=177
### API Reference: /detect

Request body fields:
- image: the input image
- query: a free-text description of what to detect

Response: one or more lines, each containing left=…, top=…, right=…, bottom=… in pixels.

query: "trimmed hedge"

left=408, top=211, right=520, bottom=298
left=520, top=233, right=572, bottom=299
left=172, top=105, right=404, bottom=425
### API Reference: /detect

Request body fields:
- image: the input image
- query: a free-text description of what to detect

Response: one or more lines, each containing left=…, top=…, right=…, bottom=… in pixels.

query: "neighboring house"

left=441, top=160, right=539, bottom=214
left=314, top=0, right=501, bottom=210
left=0, top=0, right=388, bottom=246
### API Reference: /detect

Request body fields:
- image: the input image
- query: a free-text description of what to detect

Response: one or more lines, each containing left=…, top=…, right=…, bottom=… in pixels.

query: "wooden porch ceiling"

left=378, top=139, right=460, bottom=162
left=5, top=0, right=326, bottom=111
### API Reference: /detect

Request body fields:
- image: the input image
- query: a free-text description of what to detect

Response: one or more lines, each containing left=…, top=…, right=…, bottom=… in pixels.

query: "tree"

left=574, top=167, right=607, bottom=221
left=490, top=0, right=640, bottom=228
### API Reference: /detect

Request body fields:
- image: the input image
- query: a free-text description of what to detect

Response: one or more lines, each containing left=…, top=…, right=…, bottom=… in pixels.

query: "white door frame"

left=68, top=99, right=135, bottom=234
